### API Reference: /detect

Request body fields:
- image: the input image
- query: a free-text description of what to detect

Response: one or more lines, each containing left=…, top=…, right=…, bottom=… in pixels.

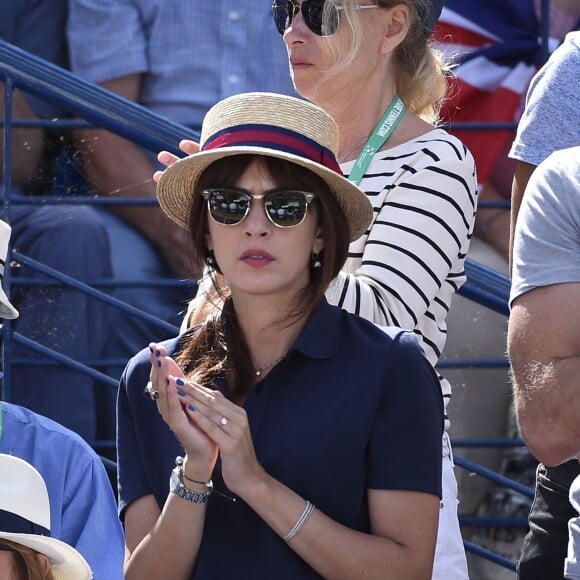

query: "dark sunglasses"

left=201, top=187, right=315, bottom=228
left=272, top=0, right=378, bottom=37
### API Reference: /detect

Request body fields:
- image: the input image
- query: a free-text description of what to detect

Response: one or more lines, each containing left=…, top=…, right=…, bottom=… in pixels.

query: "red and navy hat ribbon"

left=202, top=124, right=342, bottom=175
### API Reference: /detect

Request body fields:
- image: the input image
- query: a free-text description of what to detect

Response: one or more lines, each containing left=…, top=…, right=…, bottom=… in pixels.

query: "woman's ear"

left=379, top=3, right=410, bottom=54
left=313, top=226, right=324, bottom=255
left=35, top=553, right=51, bottom=574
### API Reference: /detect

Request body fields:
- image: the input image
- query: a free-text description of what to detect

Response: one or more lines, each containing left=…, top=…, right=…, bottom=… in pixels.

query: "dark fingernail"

left=176, top=377, right=185, bottom=386
left=177, top=389, right=185, bottom=397
left=166, top=378, right=170, bottom=386
left=149, top=346, right=154, bottom=353
left=188, top=404, right=195, bottom=412
left=155, top=349, right=161, bottom=357
left=157, top=360, right=162, bottom=367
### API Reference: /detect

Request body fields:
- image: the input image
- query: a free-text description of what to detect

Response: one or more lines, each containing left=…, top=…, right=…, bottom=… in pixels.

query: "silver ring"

left=146, top=381, right=159, bottom=400
left=220, top=416, right=228, bottom=426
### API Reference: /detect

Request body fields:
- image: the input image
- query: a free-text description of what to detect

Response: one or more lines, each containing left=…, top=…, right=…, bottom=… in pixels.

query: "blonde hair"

left=0, top=539, right=55, bottom=580
left=322, top=0, right=449, bottom=124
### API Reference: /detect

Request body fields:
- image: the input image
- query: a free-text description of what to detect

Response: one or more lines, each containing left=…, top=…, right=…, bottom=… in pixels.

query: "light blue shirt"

left=67, top=0, right=298, bottom=129
left=0, top=402, right=124, bottom=580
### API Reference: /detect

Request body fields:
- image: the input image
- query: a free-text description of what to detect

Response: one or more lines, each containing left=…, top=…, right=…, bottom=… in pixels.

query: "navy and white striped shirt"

left=332, top=130, right=478, bottom=429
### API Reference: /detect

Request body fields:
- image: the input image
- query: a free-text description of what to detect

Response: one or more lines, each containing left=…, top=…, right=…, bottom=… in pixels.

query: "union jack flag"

left=433, top=0, right=542, bottom=185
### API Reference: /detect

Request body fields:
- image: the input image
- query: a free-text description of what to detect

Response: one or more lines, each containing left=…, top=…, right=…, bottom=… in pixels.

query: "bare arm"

left=244, top=478, right=439, bottom=580
left=124, top=492, right=208, bottom=580
left=125, top=466, right=439, bottom=580
left=74, top=74, right=198, bottom=278
left=474, top=181, right=510, bottom=262
left=508, top=282, right=580, bottom=466
left=0, top=86, right=44, bottom=186
left=509, top=160, right=536, bottom=271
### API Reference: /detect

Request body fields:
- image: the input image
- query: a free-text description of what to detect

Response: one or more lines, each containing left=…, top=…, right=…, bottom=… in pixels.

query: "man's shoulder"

left=0, top=402, right=97, bottom=458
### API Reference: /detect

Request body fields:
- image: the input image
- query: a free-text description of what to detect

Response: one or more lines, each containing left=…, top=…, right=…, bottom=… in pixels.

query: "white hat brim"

left=0, top=532, right=92, bottom=580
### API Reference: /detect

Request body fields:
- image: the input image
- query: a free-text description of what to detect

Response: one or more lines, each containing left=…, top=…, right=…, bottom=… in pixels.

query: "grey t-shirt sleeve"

left=509, top=32, right=580, bottom=167
left=510, top=147, right=580, bottom=305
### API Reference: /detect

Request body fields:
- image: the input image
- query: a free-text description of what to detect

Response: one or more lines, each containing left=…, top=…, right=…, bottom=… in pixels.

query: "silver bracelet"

left=283, top=501, right=316, bottom=543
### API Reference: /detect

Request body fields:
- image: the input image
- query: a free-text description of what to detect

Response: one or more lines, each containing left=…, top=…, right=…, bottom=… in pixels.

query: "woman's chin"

left=290, top=74, right=317, bottom=102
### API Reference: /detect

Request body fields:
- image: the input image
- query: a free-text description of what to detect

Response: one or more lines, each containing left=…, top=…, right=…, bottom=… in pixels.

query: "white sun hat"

left=0, top=454, right=92, bottom=580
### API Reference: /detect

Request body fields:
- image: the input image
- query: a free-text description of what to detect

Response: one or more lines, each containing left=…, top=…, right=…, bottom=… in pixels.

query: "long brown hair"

left=175, top=154, right=349, bottom=402
left=0, top=539, right=55, bottom=580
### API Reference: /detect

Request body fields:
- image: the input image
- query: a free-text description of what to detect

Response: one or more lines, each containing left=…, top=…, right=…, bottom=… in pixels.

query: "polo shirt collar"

left=289, top=298, right=341, bottom=361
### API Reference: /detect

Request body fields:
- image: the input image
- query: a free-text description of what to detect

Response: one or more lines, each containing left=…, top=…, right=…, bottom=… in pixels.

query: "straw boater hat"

left=157, top=92, right=373, bottom=242
left=0, top=220, right=19, bottom=319
left=0, top=455, right=92, bottom=580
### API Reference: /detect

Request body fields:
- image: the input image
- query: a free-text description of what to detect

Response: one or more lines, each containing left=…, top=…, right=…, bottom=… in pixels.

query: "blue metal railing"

left=1, top=39, right=199, bottom=400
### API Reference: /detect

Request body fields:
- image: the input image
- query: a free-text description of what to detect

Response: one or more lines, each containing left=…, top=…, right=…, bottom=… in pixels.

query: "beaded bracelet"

left=283, top=501, right=316, bottom=543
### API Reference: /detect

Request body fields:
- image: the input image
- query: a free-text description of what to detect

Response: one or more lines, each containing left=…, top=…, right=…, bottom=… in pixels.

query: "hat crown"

left=0, top=454, right=51, bottom=530
left=200, top=92, right=340, bottom=158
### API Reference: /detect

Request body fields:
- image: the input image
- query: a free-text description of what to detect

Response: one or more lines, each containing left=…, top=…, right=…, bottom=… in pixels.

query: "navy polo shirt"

left=118, top=298, right=443, bottom=579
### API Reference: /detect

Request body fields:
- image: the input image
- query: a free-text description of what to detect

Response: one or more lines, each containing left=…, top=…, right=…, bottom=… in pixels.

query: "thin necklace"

left=254, top=351, right=288, bottom=377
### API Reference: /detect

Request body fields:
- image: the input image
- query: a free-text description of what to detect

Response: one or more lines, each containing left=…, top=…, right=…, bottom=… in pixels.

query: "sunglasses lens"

left=265, top=191, right=310, bottom=227
left=272, top=0, right=293, bottom=35
left=302, top=0, right=332, bottom=36
left=206, top=189, right=250, bottom=225
left=272, top=0, right=338, bottom=37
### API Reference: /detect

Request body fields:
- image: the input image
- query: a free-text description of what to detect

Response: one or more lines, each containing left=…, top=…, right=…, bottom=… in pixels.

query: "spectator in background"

left=0, top=221, right=124, bottom=579
left=509, top=146, right=580, bottom=580
left=1, top=0, right=113, bottom=444
left=0, top=454, right=93, bottom=580
left=508, top=32, right=580, bottom=580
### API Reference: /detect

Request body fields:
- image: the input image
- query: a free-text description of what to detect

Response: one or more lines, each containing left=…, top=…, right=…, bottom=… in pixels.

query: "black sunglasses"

left=201, top=187, right=315, bottom=228
left=272, top=0, right=378, bottom=37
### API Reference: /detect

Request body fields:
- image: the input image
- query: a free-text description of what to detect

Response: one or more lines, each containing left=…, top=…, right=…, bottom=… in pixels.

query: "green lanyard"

left=347, top=94, right=406, bottom=186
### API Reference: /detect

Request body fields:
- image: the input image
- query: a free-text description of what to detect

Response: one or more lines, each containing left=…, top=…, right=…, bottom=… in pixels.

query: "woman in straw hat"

left=159, top=1, right=475, bottom=577
left=119, top=91, right=444, bottom=579
left=0, top=454, right=93, bottom=580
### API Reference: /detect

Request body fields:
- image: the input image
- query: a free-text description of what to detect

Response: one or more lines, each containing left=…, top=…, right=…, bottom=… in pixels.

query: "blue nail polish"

left=188, top=404, right=195, bottom=412
left=177, top=389, right=185, bottom=397
left=166, top=378, right=170, bottom=386
left=149, top=346, right=154, bottom=353
left=176, top=377, right=185, bottom=386
left=157, top=360, right=161, bottom=367
left=155, top=349, right=161, bottom=357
